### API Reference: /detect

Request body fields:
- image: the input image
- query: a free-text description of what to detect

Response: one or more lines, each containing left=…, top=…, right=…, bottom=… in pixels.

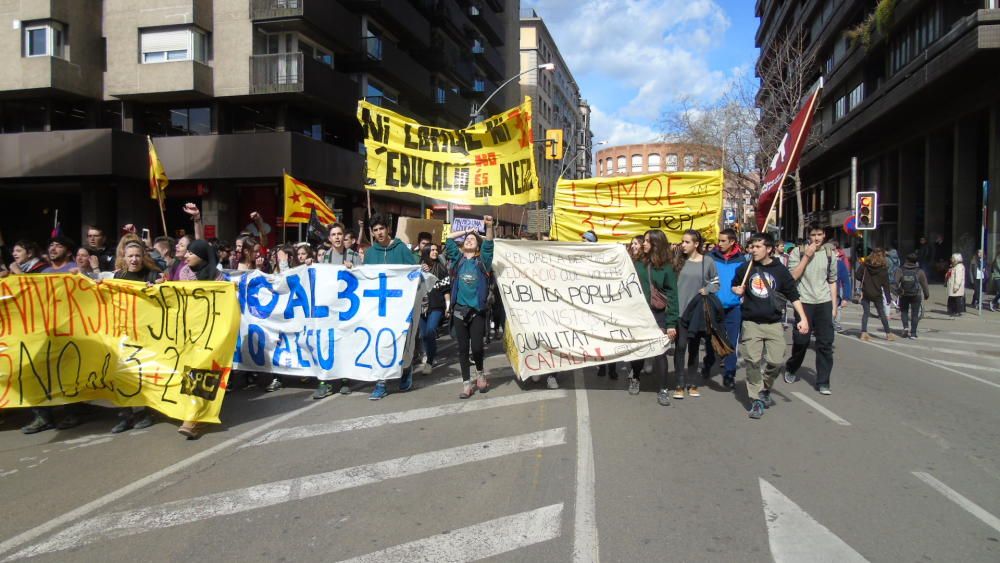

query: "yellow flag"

left=284, top=173, right=336, bottom=225
left=552, top=170, right=724, bottom=242
left=148, top=137, right=169, bottom=202
left=358, top=98, right=540, bottom=206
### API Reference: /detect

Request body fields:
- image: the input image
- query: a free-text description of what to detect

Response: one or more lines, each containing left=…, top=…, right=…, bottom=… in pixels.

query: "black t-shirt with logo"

left=733, top=259, right=799, bottom=324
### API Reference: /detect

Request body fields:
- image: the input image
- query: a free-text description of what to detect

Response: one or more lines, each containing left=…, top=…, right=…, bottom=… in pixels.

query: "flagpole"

left=740, top=183, right=786, bottom=287
left=282, top=169, right=288, bottom=244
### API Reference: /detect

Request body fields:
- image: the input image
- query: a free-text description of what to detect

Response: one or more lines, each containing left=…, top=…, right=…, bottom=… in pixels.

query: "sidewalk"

left=842, top=283, right=1000, bottom=332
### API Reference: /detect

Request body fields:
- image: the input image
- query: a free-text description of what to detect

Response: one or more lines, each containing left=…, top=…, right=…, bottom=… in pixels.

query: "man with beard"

left=42, top=236, right=77, bottom=273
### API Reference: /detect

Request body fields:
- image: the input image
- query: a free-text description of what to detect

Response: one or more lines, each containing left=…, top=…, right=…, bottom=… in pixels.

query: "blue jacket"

left=708, top=247, right=748, bottom=309
left=364, top=238, right=417, bottom=265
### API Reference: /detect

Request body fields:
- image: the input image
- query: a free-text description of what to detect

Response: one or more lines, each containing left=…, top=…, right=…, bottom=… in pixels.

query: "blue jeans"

left=703, top=306, right=742, bottom=375
left=419, top=309, right=444, bottom=364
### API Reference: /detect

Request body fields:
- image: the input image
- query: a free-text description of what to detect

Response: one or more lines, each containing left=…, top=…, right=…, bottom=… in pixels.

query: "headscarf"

left=187, top=240, right=218, bottom=281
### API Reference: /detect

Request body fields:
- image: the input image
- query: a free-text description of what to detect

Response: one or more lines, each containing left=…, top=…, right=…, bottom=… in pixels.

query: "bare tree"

left=755, top=27, right=821, bottom=239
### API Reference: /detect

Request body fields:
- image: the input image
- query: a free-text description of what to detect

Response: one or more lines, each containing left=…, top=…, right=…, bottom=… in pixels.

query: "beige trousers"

left=740, top=320, right=786, bottom=399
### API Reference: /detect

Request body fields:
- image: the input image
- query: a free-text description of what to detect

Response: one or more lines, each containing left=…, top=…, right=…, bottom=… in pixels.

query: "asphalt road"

left=1, top=286, right=998, bottom=562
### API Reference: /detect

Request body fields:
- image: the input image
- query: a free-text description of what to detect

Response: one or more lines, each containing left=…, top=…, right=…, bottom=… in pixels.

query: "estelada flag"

left=755, top=84, right=823, bottom=232
left=306, top=207, right=328, bottom=245
left=283, top=173, right=336, bottom=225
left=148, top=137, right=169, bottom=203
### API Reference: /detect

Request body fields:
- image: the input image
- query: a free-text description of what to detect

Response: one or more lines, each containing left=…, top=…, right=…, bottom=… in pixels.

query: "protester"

left=419, top=244, right=450, bottom=377
left=785, top=223, right=838, bottom=393
left=321, top=223, right=362, bottom=267
left=832, top=240, right=852, bottom=332
left=364, top=214, right=418, bottom=400
left=85, top=225, right=117, bottom=272
left=7, top=240, right=48, bottom=274
left=152, top=236, right=176, bottom=273
left=628, top=235, right=644, bottom=260
left=732, top=233, right=809, bottom=419
left=629, top=230, right=679, bottom=402
left=893, top=252, right=930, bottom=339
left=704, top=228, right=746, bottom=389
left=991, top=250, right=1000, bottom=312
left=856, top=248, right=896, bottom=341
left=917, top=236, right=933, bottom=282
left=969, top=249, right=985, bottom=309
left=413, top=231, right=433, bottom=262
left=42, top=236, right=76, bottom=273
left=446, top=217, right=495, bottom=398
left=74, top=246, right=101, bottom=279
left=671, top=229, right=719, bottom=400
left=109, top=240, right=161, bottom=433
left=295, top=243, right=316, bottom=266
left=167, top=235, right=193, bottom=280
left=946, top=253, right=966, bottom=316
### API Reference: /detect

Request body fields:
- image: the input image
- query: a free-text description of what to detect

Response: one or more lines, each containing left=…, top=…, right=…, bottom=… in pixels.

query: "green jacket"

left=634, top=259, right=680, bottom=329
left=364, top=238, right=417, bottom=265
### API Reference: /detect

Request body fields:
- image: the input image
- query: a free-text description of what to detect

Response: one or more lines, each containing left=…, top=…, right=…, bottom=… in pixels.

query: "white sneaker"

left=546, top=375, right=559, bottom=389
left=421, top=362, right=431, bottom=375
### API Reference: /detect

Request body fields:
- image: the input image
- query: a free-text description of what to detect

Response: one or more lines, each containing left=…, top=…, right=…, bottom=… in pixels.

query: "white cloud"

left=590, top=105, right=659, bottom=147
left=524, top=0, right=742, bottom=147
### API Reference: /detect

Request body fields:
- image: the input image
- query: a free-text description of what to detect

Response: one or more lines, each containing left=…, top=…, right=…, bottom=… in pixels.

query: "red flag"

left=756, top=86, right=823, bottom=232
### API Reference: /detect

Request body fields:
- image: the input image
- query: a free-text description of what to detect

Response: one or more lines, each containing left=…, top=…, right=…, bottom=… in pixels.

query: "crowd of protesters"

left=2, top=209, right=997, bottom=435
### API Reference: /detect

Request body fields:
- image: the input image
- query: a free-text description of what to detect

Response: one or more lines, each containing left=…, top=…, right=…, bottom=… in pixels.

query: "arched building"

left=595, top=143, right=722, bottom=177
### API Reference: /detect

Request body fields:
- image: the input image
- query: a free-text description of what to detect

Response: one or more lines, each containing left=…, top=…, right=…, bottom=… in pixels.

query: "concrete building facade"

left=0, top=0, right=517, bottom=245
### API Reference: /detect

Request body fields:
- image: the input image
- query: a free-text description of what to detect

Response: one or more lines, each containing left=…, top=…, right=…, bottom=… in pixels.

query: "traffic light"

left=855, top=191, right=878, bottom=230
left=545, top=129, right=563, bottom=160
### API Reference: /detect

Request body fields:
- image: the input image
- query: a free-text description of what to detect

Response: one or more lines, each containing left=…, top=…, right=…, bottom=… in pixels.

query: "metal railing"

left=250, top=0, right=302, bottom=20
left=250, top=52, right=303, bottom=94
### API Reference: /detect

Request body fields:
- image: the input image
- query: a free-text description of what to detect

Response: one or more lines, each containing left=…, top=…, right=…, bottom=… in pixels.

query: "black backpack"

left=899, top=268, right=920, bottom=297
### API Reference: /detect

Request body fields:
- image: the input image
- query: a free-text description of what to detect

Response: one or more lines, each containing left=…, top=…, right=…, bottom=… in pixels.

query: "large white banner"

left=230, top=265, right=427, bottom=381
left=493, top=240, right=668, bottom=379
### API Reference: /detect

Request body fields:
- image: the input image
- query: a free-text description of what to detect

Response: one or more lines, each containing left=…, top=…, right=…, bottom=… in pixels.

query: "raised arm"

left=184, top=202, right=204, bottom=240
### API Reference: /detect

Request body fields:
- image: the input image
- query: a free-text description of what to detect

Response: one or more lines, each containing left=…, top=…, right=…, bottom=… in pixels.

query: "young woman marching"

left=856, top=248, right=897, bottom=340
left=419, top=244, right=451, bottom=375
left=444, top=216, right=495, bottom=399
left=672, top=229, right=719, bottom=400
left=629, top=230, right=679, bottom=405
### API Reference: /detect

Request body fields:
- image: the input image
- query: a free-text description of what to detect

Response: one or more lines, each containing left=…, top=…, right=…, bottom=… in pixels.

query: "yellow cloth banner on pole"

left=358, top=98, right=540, bottom=206
left=552, top=171, right=724, bottom=243
left=0, top=276, right=240, bottom=423
left=148, top=137, right=169, bottom=201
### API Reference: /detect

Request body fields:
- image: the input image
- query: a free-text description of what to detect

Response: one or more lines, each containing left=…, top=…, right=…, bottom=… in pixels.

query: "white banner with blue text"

left=230, top=265, right=428, bottom=381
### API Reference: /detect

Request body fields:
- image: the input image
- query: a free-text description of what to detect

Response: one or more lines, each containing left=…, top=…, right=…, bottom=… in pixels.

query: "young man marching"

left=704, top=228, right=747, bottom=389
left=733, top=233, right=809, bottom=419
left=785, top=223, right=837, bottom=395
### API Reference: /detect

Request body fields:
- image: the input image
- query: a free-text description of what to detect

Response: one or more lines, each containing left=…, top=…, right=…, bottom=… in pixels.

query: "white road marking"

left=838, top=320, right=1000, bottom=340
left=0, top=394, right=338, bottom=559
left=927, top=358, right=1000, bottom=374
left=849, top=337, right=1000, bottom=390
left=887, top=341, right=986, bottom=358
left=759, top=478, right=869, bottom=562
left=336, top=504, right=564, bottom=563
left=573, top=369, right=600, bottom=563
left=789, top=392, right=852, bottom=426
left=6, top=428, right=567, bottom=561
left=912, top=472, right=1000, bottom=534
left=243, top=390, right=569, bottom=447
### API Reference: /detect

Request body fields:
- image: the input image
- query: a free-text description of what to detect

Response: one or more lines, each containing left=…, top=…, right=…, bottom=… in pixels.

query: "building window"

left=648, top=154, right=661, bottom=172
left=683, top=155, right=695, bottom=171
left=825, top=55, right=834, bottom=75
left=605, top=157, right=613, bottom=175
left=23, top=21, right=66, bottom=58
left=142, top=106, right=211, bottom=136
left=631, top=154, right=643, bottom=174
left=471, top=38, right=484, bottom=54
left=141, top=27, right=208, bottom=63
left=616, top=156, right=626, bottom=174
left=366, top=80, right=398, bottom=106
left=847, top=82, right=864, bottom=111
left=666, top=154, right=678, bottom=172
left=834, top=96, right=847, bottom=120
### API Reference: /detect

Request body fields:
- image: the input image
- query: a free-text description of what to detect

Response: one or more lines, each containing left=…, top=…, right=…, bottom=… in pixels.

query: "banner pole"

left=157, top=190, right=168, bottom=237
left=281, top=169, right=288, bottom=244
left=741, top=181, right=785, bottom=287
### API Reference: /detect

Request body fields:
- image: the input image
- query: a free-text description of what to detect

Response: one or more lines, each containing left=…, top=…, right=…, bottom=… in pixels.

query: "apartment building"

left=757, top=0, right=1000, bottom=257
left=519, top=9, right=591, bottom=207
left=0, top=0, right=515, bottom=244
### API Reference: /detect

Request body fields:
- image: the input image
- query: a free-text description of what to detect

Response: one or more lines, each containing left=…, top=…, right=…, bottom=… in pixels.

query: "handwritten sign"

left=0, top=276, right=239, bottom=423
left=492, top=241, right=668, bottom=378
left=358, top=98, right=540, bottom=206
left=552, top=170, right=724, bottom=242
left=451, top=217, right=485, bottom=233
left=230, top=265, right=427, bottom=381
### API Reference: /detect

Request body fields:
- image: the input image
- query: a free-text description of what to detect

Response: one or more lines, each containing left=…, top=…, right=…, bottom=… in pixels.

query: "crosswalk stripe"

left=927, top=358, right=1000, bottom=374
left=913, top=472, right=1000, bottom=534
left=336, top=504, right=564, bottom=563
left=789, top=392, right=852, bottom=426
left=6, top=428, right=568, bottom=561
left=847, top=337, right=1000, bottom=391
left=759, top=478, right=869, bottom=562
left=243, top=390, right=569, bottom=448
left=886, top=341, right=984, bottom=357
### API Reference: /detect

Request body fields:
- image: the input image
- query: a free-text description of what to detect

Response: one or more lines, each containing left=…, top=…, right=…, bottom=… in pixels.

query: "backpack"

left=899, top=268, right=920, bottom=297
left=797, top=244, right=834, bottom=280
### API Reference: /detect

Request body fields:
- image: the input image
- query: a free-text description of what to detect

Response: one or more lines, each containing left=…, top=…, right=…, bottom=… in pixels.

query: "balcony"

left=468, top=2, right=504, bottom=45
left=110, top=60, right=213, bottom=100
left=250, top=0, right=360, bottom=51
left=429, top=0, right=473, bottom=42
left=340, top=0, right=431, bottom=49
left=434, top=88, right=471, bottom=124
left=344, top=36, right=432, bottom=102
left=473, top=43, right=505, bottom=80
left=0, top=55, right=103, bottom=100
left=422, top=32, right=475, bottom=89
left=250, top=53, right=359, bottom=117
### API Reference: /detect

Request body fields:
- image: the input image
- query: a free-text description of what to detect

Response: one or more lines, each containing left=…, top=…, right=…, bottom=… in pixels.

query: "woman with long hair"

left=628, top=235, right=644, bottom=260
left=418, top=243, right=450, bottom=375
left=6, top=240, right=47, bottom=274
left=445, top=216, right=495, bottom=398
left=672, top=229, right=719, bottom=400
left=856, top=248, right=896, bottom=340
left=628, top=229, right=679, bottom=405
left=946, top=253, right=967, bottom=316
left=295, top=243, right=316, bottom=266
left=167, top=235, right=194, bottom=281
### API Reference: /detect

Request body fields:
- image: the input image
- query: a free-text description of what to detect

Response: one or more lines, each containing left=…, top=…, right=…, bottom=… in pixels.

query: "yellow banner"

left=358, top=98, right=540, bottom=206
left=0, top=276, right=240, bottom=423
left=552, top=171, right=724, bottom=242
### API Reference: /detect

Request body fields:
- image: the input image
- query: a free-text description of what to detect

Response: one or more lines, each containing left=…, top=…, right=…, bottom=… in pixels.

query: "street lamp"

left=468, top=63, right=556, bottom=126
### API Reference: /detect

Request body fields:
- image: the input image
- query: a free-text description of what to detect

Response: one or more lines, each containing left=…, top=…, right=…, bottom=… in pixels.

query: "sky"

left=521, top=0, right=760, bottom=147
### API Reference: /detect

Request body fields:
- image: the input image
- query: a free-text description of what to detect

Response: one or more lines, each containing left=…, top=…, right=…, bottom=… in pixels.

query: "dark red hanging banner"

left=756, top=86, right=823, bottom=232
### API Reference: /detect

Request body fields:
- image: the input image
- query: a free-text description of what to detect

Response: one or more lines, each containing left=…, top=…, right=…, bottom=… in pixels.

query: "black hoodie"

left=734, top=259, right=799, bottom=324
